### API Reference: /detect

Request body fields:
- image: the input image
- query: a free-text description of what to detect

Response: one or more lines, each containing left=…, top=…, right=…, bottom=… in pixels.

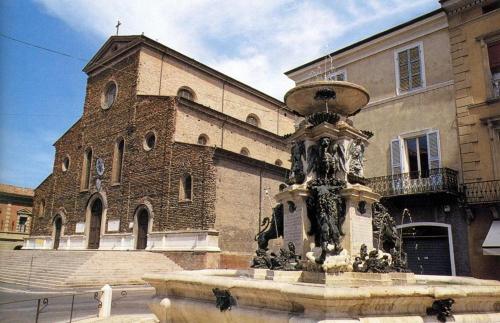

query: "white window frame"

left=394, top=41, right=426, bottom=96
left=390, top=129, right=442, bottom=193
left=326, top=68, right=347, bottom=81
left=392, top=128, right=441, bottom=174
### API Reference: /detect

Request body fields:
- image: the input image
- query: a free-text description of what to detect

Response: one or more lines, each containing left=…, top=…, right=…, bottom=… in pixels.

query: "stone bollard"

left=99, top=284, right=113, bottom=318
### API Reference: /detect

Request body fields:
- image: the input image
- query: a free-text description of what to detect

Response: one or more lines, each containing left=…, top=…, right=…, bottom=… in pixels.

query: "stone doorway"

left=53, top=216, right=62, bottom=249
left=88, top=199, right=103, bottom=249
left=136, top=209, right=149, bottom=250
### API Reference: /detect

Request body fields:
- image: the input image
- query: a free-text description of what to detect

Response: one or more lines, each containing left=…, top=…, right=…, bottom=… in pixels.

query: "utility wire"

left=0, top=32, right=138, bottom=78
left=0, top=32, right=145, bottom=118
left=0, top=32, right=87, bottom=62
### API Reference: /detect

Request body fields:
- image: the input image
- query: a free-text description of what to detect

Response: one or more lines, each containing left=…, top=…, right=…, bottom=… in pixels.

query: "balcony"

left=367, top=168, right=459, bottom=198
left=463, top=179, right=500, bottom=204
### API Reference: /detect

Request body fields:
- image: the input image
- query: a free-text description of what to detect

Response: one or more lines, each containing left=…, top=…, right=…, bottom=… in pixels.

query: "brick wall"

left=31, top=175, right=53, bottom=235
left=166, top=142, right=217, bottom=230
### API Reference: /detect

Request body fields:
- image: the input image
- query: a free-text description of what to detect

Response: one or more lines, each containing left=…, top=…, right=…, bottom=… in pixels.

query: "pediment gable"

left=83, top=36, right=143, bottom=74
left=17, top=208, right=32, bottom=215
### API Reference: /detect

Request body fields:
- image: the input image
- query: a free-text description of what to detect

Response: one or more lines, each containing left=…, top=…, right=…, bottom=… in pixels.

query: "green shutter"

left=427, top=130, right=441, bottom=169
left=398, top=46, right=423, bottom=92
left=391, top=139, right=402, bottom=175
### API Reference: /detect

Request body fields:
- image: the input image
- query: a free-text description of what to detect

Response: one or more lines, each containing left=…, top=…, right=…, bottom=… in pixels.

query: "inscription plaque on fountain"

left=284, top=208, right=304, bottom=253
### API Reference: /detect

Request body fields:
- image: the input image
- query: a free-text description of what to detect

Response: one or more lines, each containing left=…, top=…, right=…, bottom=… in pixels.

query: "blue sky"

left=0, top=0, right=439, bottom=189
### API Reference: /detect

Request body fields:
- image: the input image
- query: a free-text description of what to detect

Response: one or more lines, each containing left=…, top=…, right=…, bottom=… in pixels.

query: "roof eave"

left=284, top=8, right=444, bottom=76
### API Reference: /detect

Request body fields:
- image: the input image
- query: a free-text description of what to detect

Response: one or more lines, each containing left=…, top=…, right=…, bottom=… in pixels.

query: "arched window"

left=81, top=148, right=92, bottom=190
left=62, top=155, right=70, bottom=172
left=274, top=159, right=283, bottom=166
left=112, top=138, right=125, bottom=183
left=177, top=87, right=195, bottom=101
left=246, top=114, right=260, bottom=127
left=179, top=174, right=192, bottom=201
left=197, top=134, right=209, bottom=145
left=240, top=147, right=250, bottom=156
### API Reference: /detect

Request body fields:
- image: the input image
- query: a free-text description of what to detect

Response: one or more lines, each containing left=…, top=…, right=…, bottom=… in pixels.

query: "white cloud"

left=36, top=0, right=437, bottom=99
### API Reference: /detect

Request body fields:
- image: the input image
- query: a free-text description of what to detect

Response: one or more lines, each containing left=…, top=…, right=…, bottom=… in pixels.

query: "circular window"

left=274, top=159, right=283, bottom=166
left=62, top=156, right=70, bottom=172
left=240, top=147, right=250, bottom=156
left=197, top=134, right=208, bottom=145
left=143, top=132, right=156, bottom=151
left=102, top=81, right=117, bottom=110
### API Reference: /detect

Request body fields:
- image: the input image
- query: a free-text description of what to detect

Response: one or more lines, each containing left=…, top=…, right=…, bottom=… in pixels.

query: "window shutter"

left=390, top=138, right=402, bottom=175
left=398, top=51, right=409, bottom=92
left=409, top=47, right=422, bottom=89
left=427, top=130, right=441, bottom=169
left=488, top=41, right=500, bottom=70
left=397, top=46, right=423, bottom=92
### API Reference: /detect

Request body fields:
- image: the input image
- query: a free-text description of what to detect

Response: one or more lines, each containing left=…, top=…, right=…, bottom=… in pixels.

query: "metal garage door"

left=401, top=225, right=452, bottom=276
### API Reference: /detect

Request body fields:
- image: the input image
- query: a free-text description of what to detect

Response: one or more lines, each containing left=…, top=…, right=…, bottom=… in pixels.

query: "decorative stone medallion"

left=96, top=158, right=105, bottom=176
left=96, top=178, right=102, bottom=191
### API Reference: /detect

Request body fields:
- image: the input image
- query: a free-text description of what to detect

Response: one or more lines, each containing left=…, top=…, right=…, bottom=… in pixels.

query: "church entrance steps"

left=0, top=250, right=182, bottom=289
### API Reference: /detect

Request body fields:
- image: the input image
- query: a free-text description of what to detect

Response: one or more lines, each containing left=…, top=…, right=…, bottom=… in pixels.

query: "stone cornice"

left=288, top=121, right=369, bottom=144
left=441, top=0, right=487, bottom=16
left=213, top=147, right=288, bottom=177
left=0, top=193, right=33, bottom=206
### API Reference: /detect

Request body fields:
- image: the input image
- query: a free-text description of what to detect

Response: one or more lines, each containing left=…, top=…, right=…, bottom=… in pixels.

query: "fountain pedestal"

left=274, top=186, right=312, bottom=260
left=277, top=114, right=380, bottom=264
left=340, top=184, right=380, bottom=256
left=276, top=183, right=380, bottom=262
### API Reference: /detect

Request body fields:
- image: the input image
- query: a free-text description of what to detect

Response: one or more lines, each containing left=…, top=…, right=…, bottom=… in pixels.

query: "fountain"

left=144, top=80, right=500, bottom=323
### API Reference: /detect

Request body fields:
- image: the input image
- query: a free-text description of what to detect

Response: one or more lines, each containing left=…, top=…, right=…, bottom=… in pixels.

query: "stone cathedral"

left=27, top=35, right=299, bottom=269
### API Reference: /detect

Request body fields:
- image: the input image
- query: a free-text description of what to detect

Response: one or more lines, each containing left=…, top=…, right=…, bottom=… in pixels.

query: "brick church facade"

left=27, top=35, right=298, bottom=268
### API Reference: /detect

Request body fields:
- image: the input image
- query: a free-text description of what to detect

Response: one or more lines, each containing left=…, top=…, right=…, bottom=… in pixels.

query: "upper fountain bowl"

left=284, top=80, right=370, bottom=116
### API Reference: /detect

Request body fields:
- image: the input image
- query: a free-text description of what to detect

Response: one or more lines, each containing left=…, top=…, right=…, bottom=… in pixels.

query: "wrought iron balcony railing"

left=367, top=168, right=459, bottom=197
left=463, top=179, right=500, bottom=204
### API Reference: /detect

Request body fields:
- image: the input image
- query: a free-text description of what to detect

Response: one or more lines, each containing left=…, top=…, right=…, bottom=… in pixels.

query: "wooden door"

left=136, top=210, right=148, bottom=250
left=88, top=199, right=102, bottom=249
left=53, top=217, right=62, bottom=249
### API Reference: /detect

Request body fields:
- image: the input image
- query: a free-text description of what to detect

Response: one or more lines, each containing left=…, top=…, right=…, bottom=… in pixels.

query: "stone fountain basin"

left=144, top=269, right=500, bottom=323
left=284, top=80, right=370, bottom=116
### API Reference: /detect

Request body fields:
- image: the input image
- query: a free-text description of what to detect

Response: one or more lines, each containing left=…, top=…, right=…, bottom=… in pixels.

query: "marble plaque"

left=351, top=214, right=373, bottom=252
left=284, top=207, right=304, bottom=252
left=75, top=222, right=85, bottom=233
left=107, top=219, right=120, bottom=232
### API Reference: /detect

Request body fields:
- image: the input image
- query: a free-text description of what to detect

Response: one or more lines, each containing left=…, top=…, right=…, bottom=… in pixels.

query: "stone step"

left=0, top=250, right=182, bottom=288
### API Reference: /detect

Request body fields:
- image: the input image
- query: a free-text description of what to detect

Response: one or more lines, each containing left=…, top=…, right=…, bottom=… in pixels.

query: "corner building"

left=287, top=10, right=471, bottom=276
left=441, top=0, right=500, bottom=279
left=27, top=35, right=298, bottom=268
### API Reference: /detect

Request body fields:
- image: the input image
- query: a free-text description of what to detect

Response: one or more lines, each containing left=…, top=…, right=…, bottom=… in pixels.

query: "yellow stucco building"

left=441, top=0, right=500, bottom=279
